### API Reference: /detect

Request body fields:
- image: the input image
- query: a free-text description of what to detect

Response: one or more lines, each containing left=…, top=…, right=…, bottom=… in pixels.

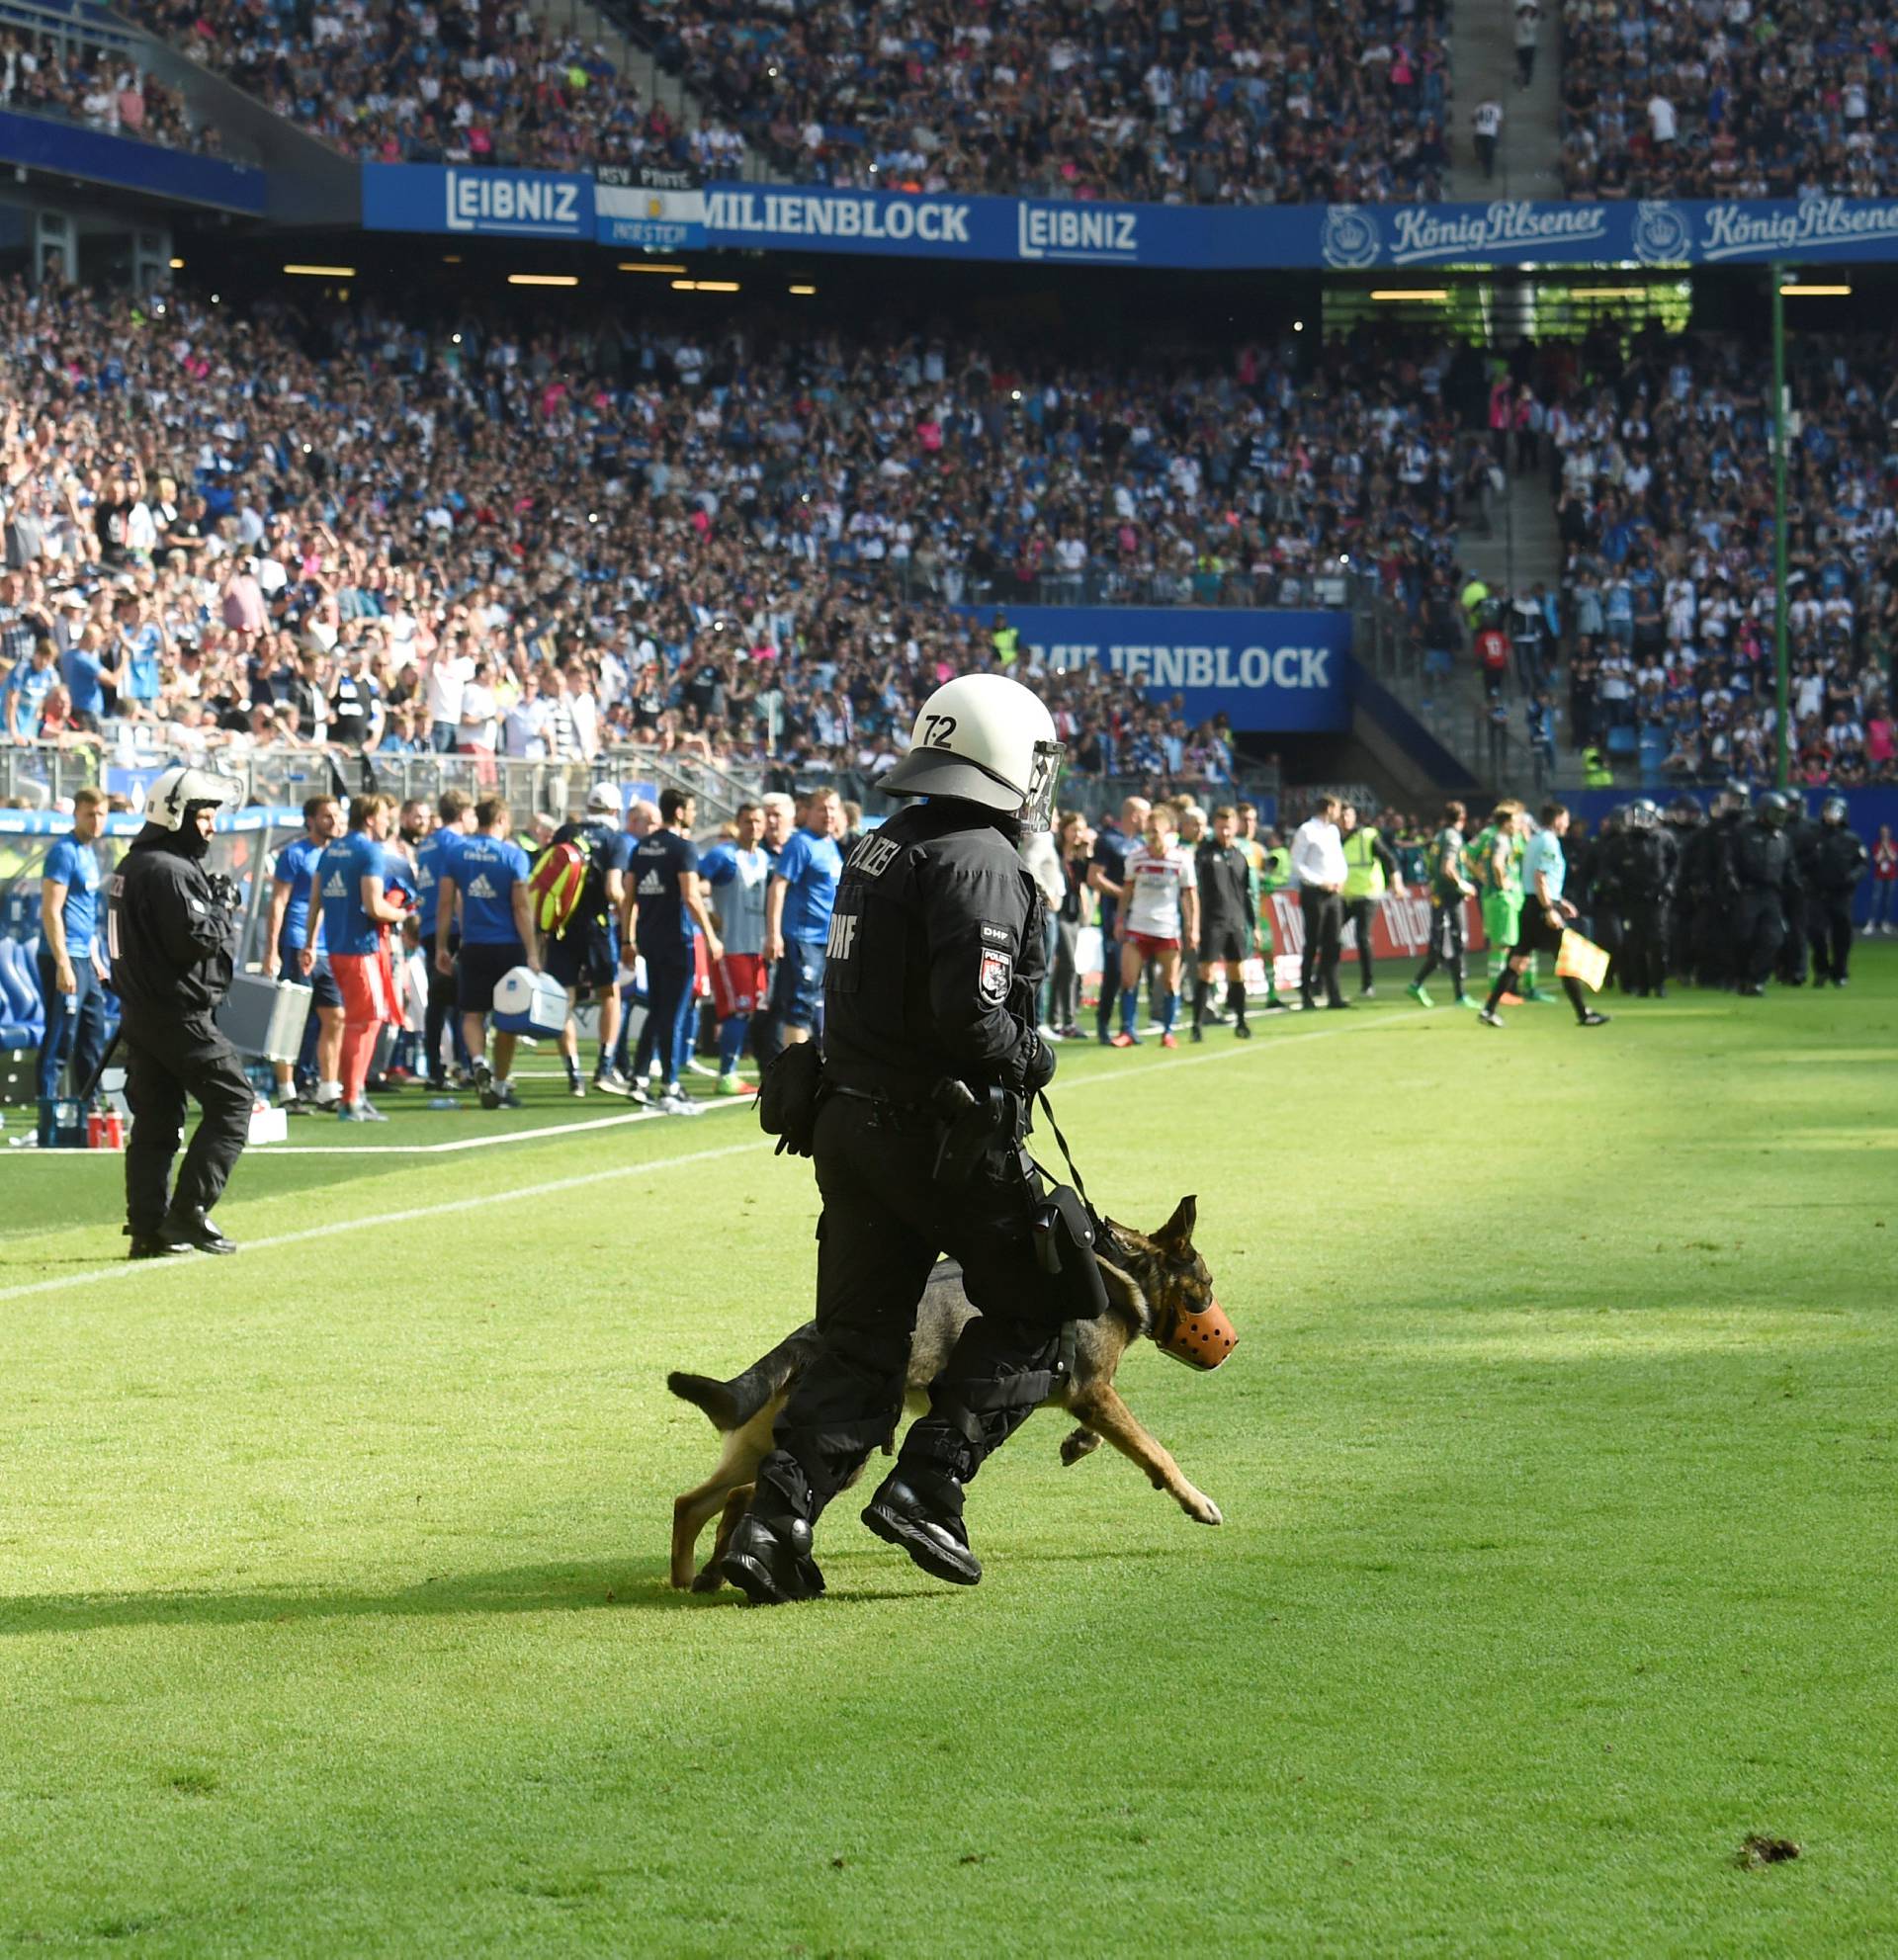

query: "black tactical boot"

left=162, top=1209, right=237, bottom=1254
left=129, top=1233, right=195, bottom=1260
left=720, top=1509, right=825, bottom=1606
left=861, top=1466, right=982, bottom=1585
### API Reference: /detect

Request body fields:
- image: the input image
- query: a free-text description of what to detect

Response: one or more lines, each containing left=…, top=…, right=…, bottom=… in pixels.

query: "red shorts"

left=330, top=949, right=395, bottom=1027
left=710, top=951, right=768, bottom=1020
left=1124, top=931, right=1180, bottom=960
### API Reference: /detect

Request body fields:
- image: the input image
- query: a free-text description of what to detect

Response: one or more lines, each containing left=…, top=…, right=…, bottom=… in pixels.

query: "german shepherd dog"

left=667, top=1196, right=1229, bottom=1591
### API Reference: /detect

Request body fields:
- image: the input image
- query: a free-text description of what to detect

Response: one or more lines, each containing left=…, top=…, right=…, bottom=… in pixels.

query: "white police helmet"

left=143, top=764, right=244, bottom=830
left=880, top=672, right=1064, bottom=829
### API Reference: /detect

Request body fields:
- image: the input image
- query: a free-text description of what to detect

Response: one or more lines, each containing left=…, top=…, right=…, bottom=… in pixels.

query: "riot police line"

left=1583, top=787, right=1871, bottom=996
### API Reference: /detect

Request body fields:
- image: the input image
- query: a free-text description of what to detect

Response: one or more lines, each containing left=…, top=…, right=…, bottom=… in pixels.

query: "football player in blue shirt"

left=764, top=787, right=842, bottom=1051
left=263, top=794, right=343, bottom=1111
left=37, top=785, right=110, bottom=1102
left=699, top=799, right=772, bottom=1095
left=313, top=795, right=408, bottom=1120
left=436, top=795, right=538, bottom=1110
left=414, top=788, right=475, bottom=1088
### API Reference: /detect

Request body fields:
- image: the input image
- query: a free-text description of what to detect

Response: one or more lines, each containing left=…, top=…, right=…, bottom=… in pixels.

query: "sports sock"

left=563, top=1053, right=581, bottom=1087
left=1563, top=976, right=1588, bottom=1018
left=1226, top=979, right=1248, bottom=1028
left=718, top=1014, right=750, bottom=1072
left=1192, top=978, right=1209, bottom=1027
left=1525, top=954, right=1540, bottom=991
left=1448, top=955, right=1465, bottom=994
left=1160, top=988, right=1177, bottom=1036
left=1119, top=987, right=1137, bottom=1035
left=1484, top=969, right=1510, bottom=1011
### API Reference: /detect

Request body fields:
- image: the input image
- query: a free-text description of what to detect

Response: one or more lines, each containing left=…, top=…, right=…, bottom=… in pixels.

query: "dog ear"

left=1157, top=1195, right=1196, bottom=1250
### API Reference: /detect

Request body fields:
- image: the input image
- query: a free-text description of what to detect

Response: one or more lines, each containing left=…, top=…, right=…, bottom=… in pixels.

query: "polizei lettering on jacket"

left=703, top=191, right=971, bottom=244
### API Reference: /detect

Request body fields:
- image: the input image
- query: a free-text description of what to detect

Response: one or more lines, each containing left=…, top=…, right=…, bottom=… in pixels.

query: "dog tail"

left=666, top=1321, right=822, bottom=1433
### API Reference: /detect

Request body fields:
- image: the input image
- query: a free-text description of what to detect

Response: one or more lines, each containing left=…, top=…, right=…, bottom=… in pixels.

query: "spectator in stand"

left=1472, top=95, right=1504, bottom=180
left=700, top=799, right=773, bottom=1097
left=5, top=634, right=57, bottom=739
left=313, top=794, right=407, bottom=1123
left=261, top=794, right=343, bottom=1113
left=1869, top=824, right=1898, bottom=932
left=764, top=787, right=842, bottom=1053
left=629, top=789, right=721, bottom=1115
left=436, top=796, right=537, bottom=1112
left=36, top=785, right=109, bottom=1105
left=545, top=782, right=636, bottom=1101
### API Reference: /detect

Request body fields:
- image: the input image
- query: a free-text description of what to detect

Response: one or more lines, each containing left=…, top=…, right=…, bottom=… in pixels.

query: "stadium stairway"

left=530, top=0, right=779, bottom=182
left=1447, top=0, right=1563, bottom=201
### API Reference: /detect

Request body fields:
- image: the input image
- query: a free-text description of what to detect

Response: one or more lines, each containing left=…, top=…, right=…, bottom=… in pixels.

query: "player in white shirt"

left=1110, top=806, right=1198, bottom=1048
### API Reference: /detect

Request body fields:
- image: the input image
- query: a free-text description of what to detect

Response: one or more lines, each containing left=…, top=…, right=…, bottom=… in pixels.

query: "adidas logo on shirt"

left=639, top=870, right=665, bottom=895
left=467, top=873, right=498, bottom=899
left=322, top=870, right=346, bottom=896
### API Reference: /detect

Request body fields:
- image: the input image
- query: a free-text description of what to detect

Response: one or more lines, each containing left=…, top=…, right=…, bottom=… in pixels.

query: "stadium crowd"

left=643, top=0, right=1454, bottom=202
left=1, top=27, right=210, bottom=154
left=1534, top=328, right=1898, bottom=790
left=127, top=0, right=743, bottom=173
left=1558, top=0, right=1898, bottom=199
left=0, top=278, right=1485, bottom=796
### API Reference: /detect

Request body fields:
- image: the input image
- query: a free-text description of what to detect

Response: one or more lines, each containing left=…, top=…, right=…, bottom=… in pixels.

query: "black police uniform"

left=1663, top=804, right=1702, bottom=980
left=1779, top=807, right=1821, bottom=983
left=108, top=824, right=252, bottom=1251
left=1808, top=820, right=1869, bottom=984
left=1730, top=814, right=1801, bottom=992
left=1192, top=837, right=1254, bottom=1038
left=1617, top=823, right=1679, bottom=997
left=1577, top=815, right=1624, bottom=984
left=1682, top=805, right=1743, bottom=988
left=731, top=797, right=1062, bottom=1598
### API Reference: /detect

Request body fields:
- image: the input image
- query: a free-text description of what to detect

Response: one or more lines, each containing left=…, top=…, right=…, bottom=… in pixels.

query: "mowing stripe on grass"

left=0, top=1005, right=1430, bottom=1304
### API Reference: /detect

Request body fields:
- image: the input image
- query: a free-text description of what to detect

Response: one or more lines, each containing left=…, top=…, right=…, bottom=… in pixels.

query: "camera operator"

left=722, top=672, right=1068, bottom=1607
left=106, top=766, right=250, bottom=1258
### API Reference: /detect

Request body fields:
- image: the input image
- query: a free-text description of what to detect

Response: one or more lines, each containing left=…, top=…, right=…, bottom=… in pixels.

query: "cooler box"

left=247, top=1099, right=289, bottom=1147
left=217, top=974, right=312, bottom=1064
left=491, top=967, right=567, bottom=1037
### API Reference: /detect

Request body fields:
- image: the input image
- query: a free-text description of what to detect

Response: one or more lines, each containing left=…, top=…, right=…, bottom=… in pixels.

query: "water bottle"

left=427, top=1096, right=462, bottom=1111
left=63, top=990, right=80, bottom=1024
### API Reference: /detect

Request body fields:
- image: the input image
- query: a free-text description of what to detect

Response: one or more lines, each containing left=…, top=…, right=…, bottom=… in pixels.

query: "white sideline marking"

left=0, top=1005, right=1430, bottom=1304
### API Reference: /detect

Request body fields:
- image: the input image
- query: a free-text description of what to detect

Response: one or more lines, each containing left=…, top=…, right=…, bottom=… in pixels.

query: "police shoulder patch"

left=979, top=946, right=1013, bottom=1002
left=979, top=921, right=1012, bottom=947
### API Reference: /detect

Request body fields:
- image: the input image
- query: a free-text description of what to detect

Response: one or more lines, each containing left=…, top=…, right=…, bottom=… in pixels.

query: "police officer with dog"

left=1807, top=796, right=1869, bottom=986
left=723, top=672, right=1085, bottom=1606
left=107, top=764, right=252, bottom=1258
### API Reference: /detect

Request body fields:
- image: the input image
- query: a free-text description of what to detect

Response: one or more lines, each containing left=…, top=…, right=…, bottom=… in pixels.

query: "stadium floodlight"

left=283, top=264, right=356, bottom=278
left=1369, top=290, right=1449, bottom=301
left=507, top=274, right=578, bottom=287
left=619, top=263, right=686, bottom=275
left=1780, top=283, right=1851, bottom=297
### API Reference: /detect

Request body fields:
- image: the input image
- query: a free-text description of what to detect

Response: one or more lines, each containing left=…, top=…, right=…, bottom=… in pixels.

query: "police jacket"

left=821, top=799, right=1045, bottom=1102
left=1619, top=825, right=1679, bottom=897
left=1809, top=826, right=1870, bottom=894
left=1682, top=815, right=1740, bottom=898
left=1730, top=819, right=1801, bottom=896
left=109, top=827, right=238, bottom=1029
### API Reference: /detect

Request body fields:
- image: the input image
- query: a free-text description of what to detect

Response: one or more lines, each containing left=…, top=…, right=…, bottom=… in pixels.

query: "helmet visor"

left=1019, top=738, right=1065, bottom=832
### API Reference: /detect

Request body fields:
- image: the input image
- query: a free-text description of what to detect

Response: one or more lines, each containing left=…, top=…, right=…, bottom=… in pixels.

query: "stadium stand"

left=6, top=278, right=1456, bottom=795
left=1558, top=0, right=1898, bottom=200
left=1545, top=330, right=1898, bottom=789
left=1, top=22, right=213, bottom=154
left=126, top=0, right=742, bottom=172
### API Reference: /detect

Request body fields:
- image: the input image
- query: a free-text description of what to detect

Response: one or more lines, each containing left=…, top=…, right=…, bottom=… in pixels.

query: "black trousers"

left=123, top=1016, right=252, bottom=1236
left=1299, top=888, right=1343, bottom=1004
left=1621, top=895, right=1670, bottom=995
left=1810, top=895, right=1855, bottom=981
left=1778, top=892, right=1809, bottom=983
left=1690, top=894, right=1733, bottom=987
left=1734, top=890, right=1785, bottom=987
left=1094, top=906, right=1122, bottom=1039
left=1342, top=895, right=1378, bottom=989
left=757, top=1094, right=1068, bottom=1522
left=1415, top=898, right=1465, bottom=989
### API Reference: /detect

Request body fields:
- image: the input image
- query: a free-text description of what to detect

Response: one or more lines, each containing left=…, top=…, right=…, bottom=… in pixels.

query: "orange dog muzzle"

left=1161, top=1297, right=1238, bottom=1371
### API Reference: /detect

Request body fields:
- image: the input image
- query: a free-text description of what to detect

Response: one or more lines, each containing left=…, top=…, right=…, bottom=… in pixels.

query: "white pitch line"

left=0, top=1004, right=1430, bottom=1304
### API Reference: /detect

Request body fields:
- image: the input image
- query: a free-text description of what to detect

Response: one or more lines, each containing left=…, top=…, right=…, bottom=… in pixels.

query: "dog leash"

left=1034, top=1088, right=1103, bottom=1228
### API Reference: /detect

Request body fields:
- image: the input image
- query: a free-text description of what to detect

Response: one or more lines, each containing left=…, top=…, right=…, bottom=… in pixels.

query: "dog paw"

left=1059, top=1426, right=1100, bottom=1467
left=690, top=1568, right=726, bottom=1593
left=1184, top=1491, right=1224, bottom=1526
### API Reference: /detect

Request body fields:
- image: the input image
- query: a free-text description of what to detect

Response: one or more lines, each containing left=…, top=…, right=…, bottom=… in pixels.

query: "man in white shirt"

left=1291, top=794, right=1350, bottom=1009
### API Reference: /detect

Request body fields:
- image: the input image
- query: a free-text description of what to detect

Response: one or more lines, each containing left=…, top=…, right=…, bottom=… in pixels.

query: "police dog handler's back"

left=727, top=671, right=1088, bottom=1606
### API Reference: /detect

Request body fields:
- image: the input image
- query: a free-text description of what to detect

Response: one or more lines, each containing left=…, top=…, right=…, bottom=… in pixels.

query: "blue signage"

left=956, top=606, right=1353, bottom=733
left=363, top=164, right=593, bottom=239
left=0, top=111, right=263, bottom=214
left=352, top=162, right=1898, bottom=271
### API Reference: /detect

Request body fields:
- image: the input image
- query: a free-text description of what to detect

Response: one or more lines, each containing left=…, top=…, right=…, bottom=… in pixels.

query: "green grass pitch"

left=3, top=958, right=1896, bottom=1956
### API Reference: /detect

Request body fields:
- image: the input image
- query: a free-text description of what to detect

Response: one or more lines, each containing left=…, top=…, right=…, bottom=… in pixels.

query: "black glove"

left=1021, top=1028, right=1057, bottom=1094
left=207, top=872, right=241, bottom=912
